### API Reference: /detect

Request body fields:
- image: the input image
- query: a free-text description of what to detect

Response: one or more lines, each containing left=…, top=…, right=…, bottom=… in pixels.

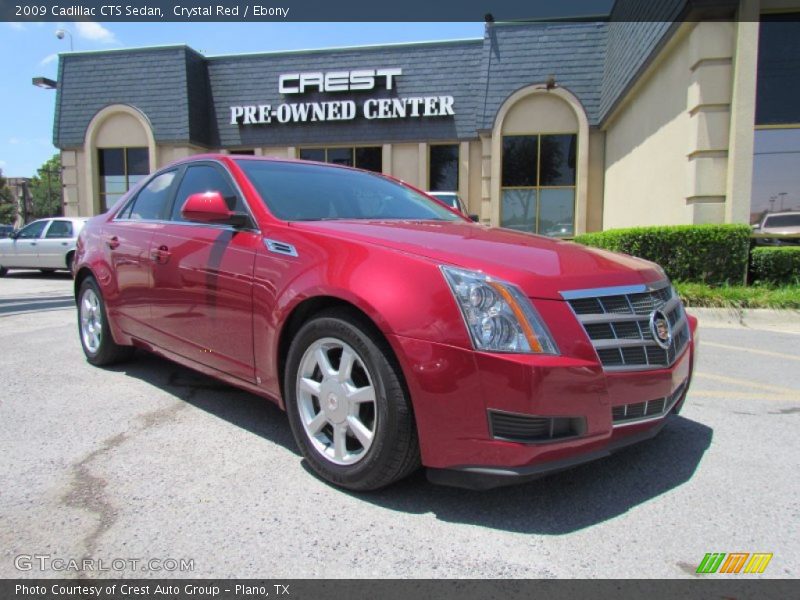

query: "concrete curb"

left=687, top=306, right=800, bottom=333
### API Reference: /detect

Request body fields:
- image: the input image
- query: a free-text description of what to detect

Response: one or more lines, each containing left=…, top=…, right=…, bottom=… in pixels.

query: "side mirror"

left=181, top=191, right=249, bottom=227
left=469, top=214, right=480, bottom=222
left=9, top=230, right=19, bottom=239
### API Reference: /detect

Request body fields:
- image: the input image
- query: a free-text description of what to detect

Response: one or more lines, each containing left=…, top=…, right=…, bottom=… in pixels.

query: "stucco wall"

left=501, top=92, right=580, bottom=135
left=391, top=143, right=420, bottom=188
left=603, top=25, right=695, bottom=228
left=603, top=20, right=743, bottom=229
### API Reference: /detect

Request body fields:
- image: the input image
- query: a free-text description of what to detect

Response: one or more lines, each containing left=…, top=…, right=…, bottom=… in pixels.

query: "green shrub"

left=573, top=224, right=751, bottom=284
left=750, top=247, right=800, bottom=285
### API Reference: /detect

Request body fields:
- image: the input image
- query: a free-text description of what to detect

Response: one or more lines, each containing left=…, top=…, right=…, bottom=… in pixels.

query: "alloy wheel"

left=80, top=288, right=102, bottom=354
left=296, top=337, right=377, bottom=466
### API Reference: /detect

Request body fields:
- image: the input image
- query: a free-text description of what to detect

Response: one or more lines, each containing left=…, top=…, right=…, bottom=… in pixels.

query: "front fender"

left=252, top=231, right=471, bottom=402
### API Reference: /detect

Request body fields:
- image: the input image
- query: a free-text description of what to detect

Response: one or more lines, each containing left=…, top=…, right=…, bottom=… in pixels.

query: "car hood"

left=290, top=220, right=664, bottom=300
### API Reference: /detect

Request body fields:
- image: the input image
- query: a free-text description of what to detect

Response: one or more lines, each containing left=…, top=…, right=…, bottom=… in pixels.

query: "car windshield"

left=236, top=160, right=462, bottom=222
left=764, top=214, right=800, bottom=228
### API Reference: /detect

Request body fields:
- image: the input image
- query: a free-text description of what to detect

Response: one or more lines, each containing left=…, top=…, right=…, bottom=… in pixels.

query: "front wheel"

left=284, top=309, right=420, bottom=491
left=77, top=277, right=134, bottom=366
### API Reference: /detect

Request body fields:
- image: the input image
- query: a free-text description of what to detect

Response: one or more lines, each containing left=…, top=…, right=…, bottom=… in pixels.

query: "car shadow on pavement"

left=107, top=352, right=712, bottom=534
left=106, top=352, right=301, bottom=457
left=356, top=415, right=713, bottom=534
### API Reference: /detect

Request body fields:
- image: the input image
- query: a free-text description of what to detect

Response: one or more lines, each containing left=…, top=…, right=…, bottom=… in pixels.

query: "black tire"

left=284, top=308, right=420, bottom=491
left=66, top=251, right=75, bottom=273
left=0, top=266, right=7, bottom=277
left=77, top=277, right=135, bottom=366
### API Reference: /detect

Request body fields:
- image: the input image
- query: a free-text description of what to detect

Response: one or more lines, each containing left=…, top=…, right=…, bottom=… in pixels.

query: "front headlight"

left=440, top=266, right=558, bottom=354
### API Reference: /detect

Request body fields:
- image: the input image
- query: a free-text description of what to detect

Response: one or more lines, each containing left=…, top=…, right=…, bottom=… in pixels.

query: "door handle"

left=151, top=245, right=171, bottom=264
left=105, top=235, right=120, bottom=250
left=29, top=242, right=37, bottom=246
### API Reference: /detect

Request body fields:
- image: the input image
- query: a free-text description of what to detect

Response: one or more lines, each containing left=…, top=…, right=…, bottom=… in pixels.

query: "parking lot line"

left=702, top=341, right=800, bottom=363
left=694, top=371, right=800, bottom=397
left=691, top=390, right=799, bottom=401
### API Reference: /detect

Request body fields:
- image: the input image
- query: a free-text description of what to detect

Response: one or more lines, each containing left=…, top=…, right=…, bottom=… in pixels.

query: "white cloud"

left=75, top=22, right=117, bottom=44
left=7, top=22, right=25, bottom=31
left=9, top=138, right=20, bottom=145
left=40, top=53, right=58, bottom=66
left=0, top=160, right=7, bottom=168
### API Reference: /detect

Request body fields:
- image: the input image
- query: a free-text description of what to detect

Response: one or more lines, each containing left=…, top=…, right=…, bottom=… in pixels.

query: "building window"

left=299, top=147, right=383, bottom=172
left=751, top=15, right=800, bottom=223
left=98, top=147, right=149, bottom=212
left=500, top=134, right=576, bottom=237
left=429, top=144, right=459, bottom=191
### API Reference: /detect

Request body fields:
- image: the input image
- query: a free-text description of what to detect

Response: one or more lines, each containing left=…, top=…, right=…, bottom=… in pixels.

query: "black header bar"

left=2, top=579, right=796, bottom=600
left=2, top=0, right=752, bottom=23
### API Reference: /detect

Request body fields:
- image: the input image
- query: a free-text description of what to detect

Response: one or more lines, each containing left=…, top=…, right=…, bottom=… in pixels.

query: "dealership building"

left=51, top=0, right=800, bottom=236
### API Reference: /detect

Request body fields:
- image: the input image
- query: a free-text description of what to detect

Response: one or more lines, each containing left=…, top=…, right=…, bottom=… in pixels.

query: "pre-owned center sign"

left=229, top=68, right=455, bottom=125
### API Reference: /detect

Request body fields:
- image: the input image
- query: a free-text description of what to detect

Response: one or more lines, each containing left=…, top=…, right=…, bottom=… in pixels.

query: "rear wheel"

left=284, top=308, right=420, bottom=491
left=78, top=277, right=134, bottom=366
left=66, top=251, right=75, bottom=273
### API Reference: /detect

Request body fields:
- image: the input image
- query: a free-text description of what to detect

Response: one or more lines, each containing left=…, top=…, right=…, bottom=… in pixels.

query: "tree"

left=0, top=174, right=16, bottom=225
left=29, top=154, right=63, bottom=218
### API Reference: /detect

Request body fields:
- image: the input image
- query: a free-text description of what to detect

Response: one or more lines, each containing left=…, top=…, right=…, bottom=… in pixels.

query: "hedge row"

left=750, top=247, right=800, bottom=285
left=573, top=224, right=751, bottom=285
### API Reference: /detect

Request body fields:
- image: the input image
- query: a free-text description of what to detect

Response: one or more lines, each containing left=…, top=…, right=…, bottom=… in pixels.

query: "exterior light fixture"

left=32, top=77, right=58, bottom=90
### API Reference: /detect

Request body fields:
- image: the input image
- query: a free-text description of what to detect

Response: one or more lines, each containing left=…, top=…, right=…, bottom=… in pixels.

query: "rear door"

left=147, top=161, right=259, bottom=382
left=102, top=170, right=179, bottom=337
left=38, top=220, right=74, bottom=269
left=10, top=220, right=49, bottom=267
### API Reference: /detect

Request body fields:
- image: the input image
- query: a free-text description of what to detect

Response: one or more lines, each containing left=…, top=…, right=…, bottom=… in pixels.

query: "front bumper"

left=426, top=415, right=673, bottom=490
left=388, top=314, right=697, bottom=489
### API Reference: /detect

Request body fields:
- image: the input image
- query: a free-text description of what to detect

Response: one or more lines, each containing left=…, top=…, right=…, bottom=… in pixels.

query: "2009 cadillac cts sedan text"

left=74, top=155, right=697, bottom=490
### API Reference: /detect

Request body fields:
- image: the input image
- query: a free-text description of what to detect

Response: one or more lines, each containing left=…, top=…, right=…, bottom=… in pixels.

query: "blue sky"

left=0, top=21, right=484, bottom=178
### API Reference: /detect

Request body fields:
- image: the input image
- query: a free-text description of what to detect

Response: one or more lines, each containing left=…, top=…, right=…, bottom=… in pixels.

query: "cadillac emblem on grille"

left=649, top=309, right=672, bottom=350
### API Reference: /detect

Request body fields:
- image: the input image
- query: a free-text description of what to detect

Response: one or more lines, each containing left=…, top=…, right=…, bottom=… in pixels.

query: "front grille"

left=563, top=280, right=691, bottom=371
left=488, top=411, right=586, bottom=443
left=612, top=381, right=687, bottom=426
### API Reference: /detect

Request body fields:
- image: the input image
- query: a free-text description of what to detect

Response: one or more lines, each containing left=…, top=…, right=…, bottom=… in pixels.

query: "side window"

left=128, top=171, right=177, bottom=221
left=45, top=220, right=74, bottom=239
left=171, top=165, right=243, bottom=221
left=16, top=221, right=48, bottom=239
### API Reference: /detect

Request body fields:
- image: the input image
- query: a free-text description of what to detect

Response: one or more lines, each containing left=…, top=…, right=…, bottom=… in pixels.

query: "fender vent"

left=264, top=239, right=298, bottom=257
left=488, top=411, right=586, bottom=443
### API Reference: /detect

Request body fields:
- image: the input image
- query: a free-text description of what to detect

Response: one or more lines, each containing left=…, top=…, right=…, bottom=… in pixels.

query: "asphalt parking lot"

left=0, top=272, right=797, bottom=579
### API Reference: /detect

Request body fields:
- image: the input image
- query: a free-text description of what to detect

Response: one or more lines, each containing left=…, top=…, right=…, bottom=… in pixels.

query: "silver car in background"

left=0, top=217, right=87, bottom=276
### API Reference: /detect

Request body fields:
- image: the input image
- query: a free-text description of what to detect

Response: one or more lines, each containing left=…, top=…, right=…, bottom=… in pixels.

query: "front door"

left=147, top=162, right=258, bottom=383
left=10, top=220, right=49, bottom=268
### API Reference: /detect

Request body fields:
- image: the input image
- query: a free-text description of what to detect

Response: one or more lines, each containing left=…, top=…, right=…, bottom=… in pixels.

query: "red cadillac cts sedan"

left=73, top=155, right=697, bottom=490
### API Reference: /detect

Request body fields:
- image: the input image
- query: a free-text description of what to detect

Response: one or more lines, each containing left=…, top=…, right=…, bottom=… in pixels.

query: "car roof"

left=765, top=211, right=800, bottom=217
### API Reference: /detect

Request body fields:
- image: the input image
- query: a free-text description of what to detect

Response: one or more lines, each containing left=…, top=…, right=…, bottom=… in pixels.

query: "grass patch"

left=674, top=281, right=800, bottom=310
